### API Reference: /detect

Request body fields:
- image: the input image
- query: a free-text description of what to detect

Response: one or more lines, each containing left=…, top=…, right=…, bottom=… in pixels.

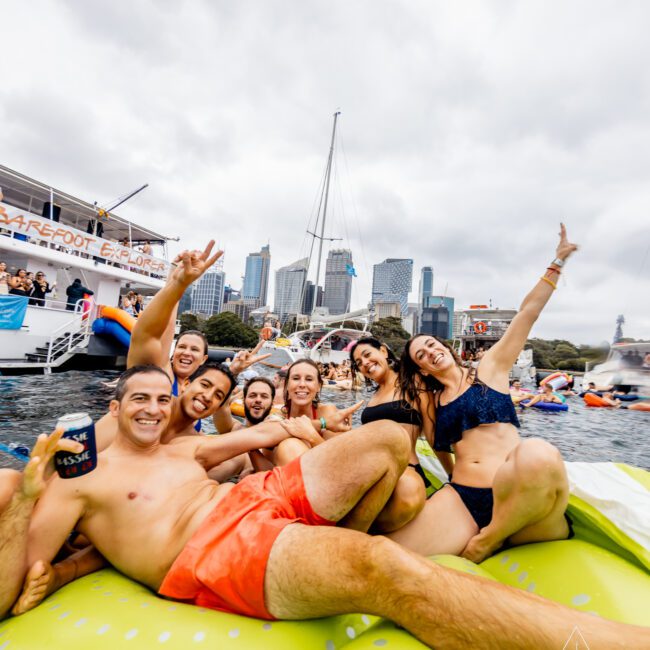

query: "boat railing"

left=45, top=298, right=95, bottom=365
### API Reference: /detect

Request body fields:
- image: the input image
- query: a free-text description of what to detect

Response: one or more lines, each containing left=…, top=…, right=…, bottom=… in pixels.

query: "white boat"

left=262, top=308, right=370, bottom=367
left=0, top=165, right=172, bottom=374
left=583, top=341, right=650, bottom=391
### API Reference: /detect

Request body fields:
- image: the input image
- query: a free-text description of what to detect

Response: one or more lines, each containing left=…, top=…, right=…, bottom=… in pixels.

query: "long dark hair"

left=349, top=336, right=399, bottom=390
left=399, top=334, right=466, bottom=419
left=283, top=358, right=323, bottom=416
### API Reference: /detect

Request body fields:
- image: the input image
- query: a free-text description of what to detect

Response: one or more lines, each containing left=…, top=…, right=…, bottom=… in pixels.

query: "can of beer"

left=54, top=412, right=97, bottom=479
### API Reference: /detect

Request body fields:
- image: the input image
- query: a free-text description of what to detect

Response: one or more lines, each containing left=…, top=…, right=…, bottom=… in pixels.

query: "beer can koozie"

left=54, top=413, right=97, bottom=479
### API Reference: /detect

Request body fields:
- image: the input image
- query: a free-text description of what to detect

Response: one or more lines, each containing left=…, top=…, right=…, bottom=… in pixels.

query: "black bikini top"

left=361, top=400, right=422, bottom=427
left=434, top=381, right=520, bottom=452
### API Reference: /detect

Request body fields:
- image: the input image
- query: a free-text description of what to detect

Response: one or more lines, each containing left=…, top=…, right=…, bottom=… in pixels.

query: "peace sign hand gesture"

left=171, top=240, right=223, bottom=288
left=230, top=338, right=272, bottom=375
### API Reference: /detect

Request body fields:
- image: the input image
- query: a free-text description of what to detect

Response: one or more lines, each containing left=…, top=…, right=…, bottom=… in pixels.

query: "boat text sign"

left=0, top=202, right=170, bottom=276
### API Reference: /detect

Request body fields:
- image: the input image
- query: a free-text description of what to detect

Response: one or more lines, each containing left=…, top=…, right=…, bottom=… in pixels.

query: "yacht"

left=0, top=165, right=172, bottom=374
left=583, top=341, right=650, bottom=391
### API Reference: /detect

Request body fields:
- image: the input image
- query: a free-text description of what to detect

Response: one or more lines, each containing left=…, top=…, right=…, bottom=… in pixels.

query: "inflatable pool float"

left=230, top=400, right=283, bottom=419
left=92, top=306, right=137, bottom=349
left=521, top=399, right=569, bottom=412
left=2, top=457, right=648, bottom=648
left=540, top=371, right=571, bottom=390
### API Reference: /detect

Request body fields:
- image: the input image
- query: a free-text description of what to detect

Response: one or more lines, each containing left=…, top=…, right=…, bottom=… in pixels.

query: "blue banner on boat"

left=0, top=294, right=28, bottom=329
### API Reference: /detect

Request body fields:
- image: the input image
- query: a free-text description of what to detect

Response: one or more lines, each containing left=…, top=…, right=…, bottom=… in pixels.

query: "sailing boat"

left=261, top=112, right=370, bottom=368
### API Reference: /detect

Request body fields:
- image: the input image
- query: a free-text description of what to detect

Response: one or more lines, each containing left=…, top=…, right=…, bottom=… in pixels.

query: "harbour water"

left=1, top=369, right=648, bottom=470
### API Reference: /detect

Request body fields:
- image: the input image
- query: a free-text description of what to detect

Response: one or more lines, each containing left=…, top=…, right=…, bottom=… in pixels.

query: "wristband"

left=546, top=266, right=561, bottom=274
left=551, top=257, right=565, bottom=268
left=319, top=417, right=327, bottom=432
left=540, top=276, right=557, bottom=290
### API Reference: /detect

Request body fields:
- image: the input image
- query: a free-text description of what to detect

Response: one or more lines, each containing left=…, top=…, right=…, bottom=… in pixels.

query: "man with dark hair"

left=114, top=364, right=172, bottom=401
left=19, top=367, right=649, bottom=648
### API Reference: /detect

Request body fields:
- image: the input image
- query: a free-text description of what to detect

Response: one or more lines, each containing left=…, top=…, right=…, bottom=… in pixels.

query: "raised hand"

left=555, top=223, right=578, bottom=262
left=170, top=241, right=223, bottom=288
left=229, top=338, right=272, bottom=375
left=280, top=416, right=324, bottom=447
left=21, top=430, right=84, bottom=500
left=325, top=401, right=364, bottom=433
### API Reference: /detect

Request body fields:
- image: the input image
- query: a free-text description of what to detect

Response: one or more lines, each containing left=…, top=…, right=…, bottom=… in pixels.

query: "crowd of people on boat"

left=1, top=226, right=648, bottom=648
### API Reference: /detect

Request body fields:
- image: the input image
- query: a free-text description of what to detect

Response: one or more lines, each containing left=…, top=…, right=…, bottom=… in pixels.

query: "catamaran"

left=0, top=164, right=172, bottom=374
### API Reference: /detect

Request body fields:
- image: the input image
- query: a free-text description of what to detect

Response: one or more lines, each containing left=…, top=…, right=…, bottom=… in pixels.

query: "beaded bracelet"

left=540, top=275, right=557, bottom=290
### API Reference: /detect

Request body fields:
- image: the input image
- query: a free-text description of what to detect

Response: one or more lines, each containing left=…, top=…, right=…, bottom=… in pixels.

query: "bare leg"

left=300, top=420, right=411, bottom=532
left=13, top=546, right=106, bottom=615
left=387, top=484, right=478, bottom=555
left=272, top=437, right=310, bottom=466
left=265, top=524, right=649, bottom=649
left=371, top=467, right=426, bottom=533
left=462, top=439, right=569, bottom=563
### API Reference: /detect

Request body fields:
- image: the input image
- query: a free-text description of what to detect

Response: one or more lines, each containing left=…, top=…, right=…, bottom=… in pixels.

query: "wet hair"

left=283, top=359, right=323, bottom=415
left=349, top=337, right=399, bottom=388
left=275, top=368, right=287, bottom=380
left=176, top=330, right=209, bottom=356
left=114, top=364, right=172, bottom=402
left=189, top=361, right=236, bottom=403
left=243, top=376, right=276, bottom=400
left=399, top=334, right=466, bottom=421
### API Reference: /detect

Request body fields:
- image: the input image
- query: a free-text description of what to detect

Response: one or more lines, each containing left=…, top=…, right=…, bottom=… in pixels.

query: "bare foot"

left=461, top=529, right=504, bottom=564
left=12, top=560, right=57, bottom=615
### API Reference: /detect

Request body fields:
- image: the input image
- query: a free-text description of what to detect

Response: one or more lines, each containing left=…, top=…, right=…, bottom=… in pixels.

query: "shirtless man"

left=0, top=431, right=82, bottom=618
left=521, top=382, right=564, bottom=408
left=508, top=379, right=530, bottom=405
left=21, top=367, right=649, bottom=648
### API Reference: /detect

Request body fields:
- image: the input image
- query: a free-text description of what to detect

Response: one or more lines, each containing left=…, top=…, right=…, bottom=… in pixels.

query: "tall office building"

left=302, top=281, right=323, bottom=316
left=274, top=258, right=308, bottom=321
left=178, top=286, right=193, bottom=315
left=419, top=266, right=433, bottom=311
left=420, top=304, right=450, bottom=339
left=323, top=249, right=353, bottom=315
left=426, top=296, right=455, bottom=339
left=371, top=258, right=413, bottom=316
left=191, top=269, right=225, bottom=317
left=242, top=244, right=271, bottom=308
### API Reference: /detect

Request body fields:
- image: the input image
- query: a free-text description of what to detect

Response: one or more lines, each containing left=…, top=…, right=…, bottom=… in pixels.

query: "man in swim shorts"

left=22, top=366, right=650, bottom=648
left=0, top=431, right=82, bottom=619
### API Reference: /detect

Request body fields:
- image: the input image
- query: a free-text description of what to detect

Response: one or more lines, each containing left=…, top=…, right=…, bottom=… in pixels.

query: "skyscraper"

left=242, top=244, right=271, bottom=308
left=191, top=269, right=225, bottom=317
left=419, top=266, right=434, bottom=310
left=302, top=281, right=323, bottom=315
left=323, top=249, right=353, bottom=315
left=371, top=258, right=413, bottom=316
left=426, top=296, right=455, bottom=339
left=274, top=258, right=308, bottom=321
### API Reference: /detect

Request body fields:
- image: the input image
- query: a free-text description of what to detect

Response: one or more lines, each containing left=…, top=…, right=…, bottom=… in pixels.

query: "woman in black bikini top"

left=388, top=223, right=578, bottom=564
left=350, top=337, right=452, bottom=533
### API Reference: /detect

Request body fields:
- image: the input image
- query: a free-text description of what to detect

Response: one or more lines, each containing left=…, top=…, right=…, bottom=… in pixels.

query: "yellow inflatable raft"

left=1, top=459, right=648, bottom=648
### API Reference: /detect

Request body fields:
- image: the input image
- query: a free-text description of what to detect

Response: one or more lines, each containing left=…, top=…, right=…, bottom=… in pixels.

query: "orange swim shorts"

left=158, top=456, right=334, bottom=619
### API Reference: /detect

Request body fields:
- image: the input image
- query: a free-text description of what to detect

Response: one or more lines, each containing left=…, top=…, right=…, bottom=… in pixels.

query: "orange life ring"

left=260, top=327, right=273, bottom=341
left=474, top=321, right=487, bottom=334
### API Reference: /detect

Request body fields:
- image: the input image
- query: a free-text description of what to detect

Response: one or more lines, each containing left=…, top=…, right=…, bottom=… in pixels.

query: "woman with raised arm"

left=389, top=224, right=578, bottom=563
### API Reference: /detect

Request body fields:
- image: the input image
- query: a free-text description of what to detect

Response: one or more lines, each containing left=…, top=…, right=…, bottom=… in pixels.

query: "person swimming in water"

left=389, top=223, right=578, bottom=563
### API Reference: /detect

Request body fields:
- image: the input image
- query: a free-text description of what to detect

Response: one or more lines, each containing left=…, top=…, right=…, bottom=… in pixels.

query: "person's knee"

left=371, top=420, right=411, bottom=468
left=273, top=438, right=309, bottom=466
left=516, top=439, right=565, bottom=483
left=375, top=471, right=426, bottom=532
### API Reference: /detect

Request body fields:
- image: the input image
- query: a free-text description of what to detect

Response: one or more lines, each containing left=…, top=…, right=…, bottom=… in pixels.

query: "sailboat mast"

left=312, top=110, right=340, bottom=313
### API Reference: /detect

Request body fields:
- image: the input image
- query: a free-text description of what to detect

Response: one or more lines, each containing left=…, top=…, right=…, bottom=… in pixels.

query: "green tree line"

left=179, top=312, right=259, bottom=348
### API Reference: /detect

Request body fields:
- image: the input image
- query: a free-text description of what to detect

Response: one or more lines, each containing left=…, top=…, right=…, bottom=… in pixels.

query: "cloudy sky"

left=1, top=0, right=649, bottom=344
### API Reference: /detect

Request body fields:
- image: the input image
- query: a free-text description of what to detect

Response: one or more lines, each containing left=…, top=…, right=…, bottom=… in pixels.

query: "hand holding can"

left=54, top=413, right=97, bottom=479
